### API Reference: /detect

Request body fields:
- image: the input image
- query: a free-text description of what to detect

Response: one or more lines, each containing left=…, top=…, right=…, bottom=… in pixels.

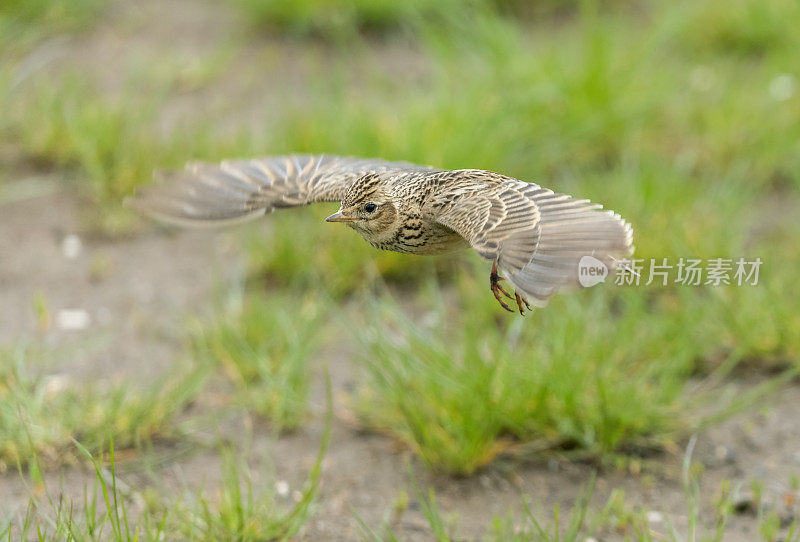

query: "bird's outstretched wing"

left=430, top=171, right=634, bottom=307
left=126, top=154, right=435, bottom=226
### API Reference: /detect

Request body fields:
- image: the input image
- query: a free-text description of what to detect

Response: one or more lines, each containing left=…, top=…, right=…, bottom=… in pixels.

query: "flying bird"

left=126, top=155, right=633, bottom=314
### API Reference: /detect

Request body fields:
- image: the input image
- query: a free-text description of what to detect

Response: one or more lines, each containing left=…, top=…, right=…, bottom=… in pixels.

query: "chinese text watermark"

left=578, top=257, right=762, bottom=288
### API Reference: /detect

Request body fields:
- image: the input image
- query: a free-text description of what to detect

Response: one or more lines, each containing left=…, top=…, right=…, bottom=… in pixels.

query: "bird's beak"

left=325, top=210, right=357, bottom=223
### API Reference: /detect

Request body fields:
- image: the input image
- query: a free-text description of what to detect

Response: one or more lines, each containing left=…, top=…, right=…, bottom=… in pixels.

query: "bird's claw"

left=494, top=277, right=514, bottom=300
left=490, top=261, right=516, bottom=314
left=491, top=281, right=514, bottom=312
left=515, top=293, right=532, bottom=315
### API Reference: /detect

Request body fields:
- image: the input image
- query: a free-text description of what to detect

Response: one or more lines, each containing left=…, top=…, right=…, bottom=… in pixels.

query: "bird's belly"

left=368, top=231, right=468, bottom=255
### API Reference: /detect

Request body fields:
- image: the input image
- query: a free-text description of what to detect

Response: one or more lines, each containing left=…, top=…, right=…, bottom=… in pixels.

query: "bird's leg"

left=490, top=261, right=532, bottom=315
left=489, top=261, right=514, bottom=313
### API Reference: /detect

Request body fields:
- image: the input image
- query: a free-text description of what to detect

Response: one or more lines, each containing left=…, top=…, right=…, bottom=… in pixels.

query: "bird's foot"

left=490, top=261, right=531, bottom=315
left=489, top=261, right=514, bottom=313
left=515, top=293, right=532, bottom=316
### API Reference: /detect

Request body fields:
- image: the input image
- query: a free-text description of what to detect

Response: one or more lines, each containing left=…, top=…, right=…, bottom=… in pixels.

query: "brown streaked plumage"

left=125, top=154, right=634, bottom=313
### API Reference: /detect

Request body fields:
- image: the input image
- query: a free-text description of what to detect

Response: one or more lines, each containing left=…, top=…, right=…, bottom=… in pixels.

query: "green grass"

left=1, top=0, right=800, bottom=535
left=360, top=461, right=800, bottom=541
left=0, top=73, right=256, bottom=235
left=0, top=0, right=105, bottom=31
left=350, top=278, right=766, bottom=474
left=241, top=209, right=467, bottom=299
left=228, top=0, right=642, bottom=41
left=274, top=5, right=800, bottom=465
left=229, top=0, right=455, bottom=40
left=157, top=0, right=800, bottom=474
left=669, top=0, right=800, bottom=58
left=0, top=344, right=206, bottom=471
left=190, top=292, right=326, bottom=430
left=228, top=0, right=557, bottom=41
left=1, top=376, right=333, bottom=541
left=253, top=0, right=800, bottom=369
left=0, top=0, right=107, bottom=51
left=166, top=375, right=331, bottom=540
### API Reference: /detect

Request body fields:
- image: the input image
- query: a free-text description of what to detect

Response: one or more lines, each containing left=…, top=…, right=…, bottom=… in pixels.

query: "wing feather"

left=126, top=154, right=434, bottom=226
left=432, top=172, right=633, bottom=307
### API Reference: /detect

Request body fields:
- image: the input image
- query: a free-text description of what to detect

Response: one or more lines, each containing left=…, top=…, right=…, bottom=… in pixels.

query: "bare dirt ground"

left=1, top=0, right=799, bottom=539
left=2, top=185, right=799, bottom=540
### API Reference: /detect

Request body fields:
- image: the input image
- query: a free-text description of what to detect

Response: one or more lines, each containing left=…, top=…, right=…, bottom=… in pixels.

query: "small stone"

left=713, top=445, right=737, bottom=465
left=646, top=510, right=664, bottom=523
left=55, top=309, right=91, bottom=330
left=61, top=234, right=82, bottom=260
left=275, top=480, right=289, bottom=497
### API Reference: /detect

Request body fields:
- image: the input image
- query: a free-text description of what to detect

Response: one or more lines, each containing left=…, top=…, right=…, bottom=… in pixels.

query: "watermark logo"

left=578, top=256, right=762, bottom=288
left=578, top=255, right=608, bottom=287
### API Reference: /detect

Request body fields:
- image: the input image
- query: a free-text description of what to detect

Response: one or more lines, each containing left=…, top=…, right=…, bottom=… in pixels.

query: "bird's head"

left=325, top=173, right=398, bottom=238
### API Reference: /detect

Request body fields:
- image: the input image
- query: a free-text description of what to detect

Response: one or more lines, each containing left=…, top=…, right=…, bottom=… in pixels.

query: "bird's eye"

left=364, top=203, right=377, bottom=213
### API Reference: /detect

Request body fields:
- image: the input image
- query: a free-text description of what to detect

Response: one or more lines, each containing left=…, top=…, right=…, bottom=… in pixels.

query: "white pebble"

left=647, top=510, right=664, bottom=523
left=61, top=234, right=83, bottom=260
left=275, top=480, right=289, bottom=497
left=55, top=309, right=91, bottom=330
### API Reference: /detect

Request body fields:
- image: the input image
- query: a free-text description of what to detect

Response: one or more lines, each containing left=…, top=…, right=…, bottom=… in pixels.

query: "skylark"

left=126, top=155, right=633, bottom=314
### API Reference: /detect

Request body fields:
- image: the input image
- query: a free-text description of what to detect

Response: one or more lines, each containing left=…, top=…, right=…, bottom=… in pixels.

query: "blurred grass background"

left=1, top=0, right=799, bottom=537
